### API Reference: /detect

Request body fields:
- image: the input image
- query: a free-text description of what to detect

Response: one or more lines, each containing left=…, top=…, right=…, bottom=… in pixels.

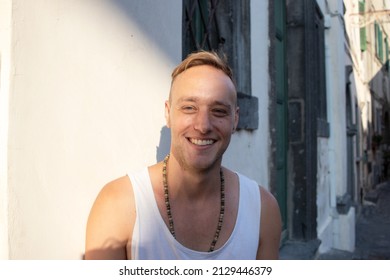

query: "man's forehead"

left=169, top=65, right=237, bottom=104
left=175, top=64, right=227, bottom=79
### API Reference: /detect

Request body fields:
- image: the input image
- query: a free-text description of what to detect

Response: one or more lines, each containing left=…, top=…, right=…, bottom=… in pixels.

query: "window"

left=385, top=37, right=389, bottom=70
left=375, top=21, right=384, bottom=62
left=182, top=0, right=258, bottom=130
left=359, top=0, right=367, bottom=52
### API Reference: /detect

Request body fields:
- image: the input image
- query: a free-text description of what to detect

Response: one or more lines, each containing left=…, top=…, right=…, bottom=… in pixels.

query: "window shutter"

left=359, top=1, right=367, bottom=51
left=385, top=37, right=389, bottom=70
left=375, top=21, right=383, bottom=62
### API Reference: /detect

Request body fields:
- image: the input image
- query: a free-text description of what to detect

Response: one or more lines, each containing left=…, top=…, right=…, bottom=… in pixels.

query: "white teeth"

left=190, top=138, right=214, bottom=146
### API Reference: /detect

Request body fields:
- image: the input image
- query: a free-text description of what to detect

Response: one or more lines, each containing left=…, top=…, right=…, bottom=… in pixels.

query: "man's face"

left=165, top=65, right=239, bottom=172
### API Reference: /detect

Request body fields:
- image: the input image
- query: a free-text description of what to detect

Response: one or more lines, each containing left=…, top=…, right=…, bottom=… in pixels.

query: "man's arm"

left=85, top=176, right=135, bottom=260
left=256, top=187, right=282, bottom=260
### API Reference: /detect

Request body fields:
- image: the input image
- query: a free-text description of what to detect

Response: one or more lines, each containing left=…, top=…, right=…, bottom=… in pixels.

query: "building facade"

left=345, top=0, right=390, bottom=195
left=276, top=0, right=356, bottom=257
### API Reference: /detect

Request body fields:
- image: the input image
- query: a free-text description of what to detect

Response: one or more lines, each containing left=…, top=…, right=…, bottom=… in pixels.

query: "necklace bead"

left=162, top=154, right=225, bottom=252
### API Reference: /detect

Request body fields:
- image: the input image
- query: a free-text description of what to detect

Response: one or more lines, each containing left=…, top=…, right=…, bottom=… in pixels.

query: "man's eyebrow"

left=177, top=97, right=232, bottom=109
left=212, top=101, right=232, bottom=109
left=177, top=97, right=198, bottom=103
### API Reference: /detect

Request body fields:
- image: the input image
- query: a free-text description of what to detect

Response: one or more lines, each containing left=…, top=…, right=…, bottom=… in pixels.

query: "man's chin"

left=185, top=156, right=222, bottom=172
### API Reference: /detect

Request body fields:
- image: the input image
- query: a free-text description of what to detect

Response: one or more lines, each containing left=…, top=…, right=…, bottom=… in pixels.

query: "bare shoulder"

left=85, top=175, right=135, bottom=260
left=95, top=176, right=134, bottom=204
left=259, top=186, right=279, bottom=213
left=257, top=186, right=282, bottom=260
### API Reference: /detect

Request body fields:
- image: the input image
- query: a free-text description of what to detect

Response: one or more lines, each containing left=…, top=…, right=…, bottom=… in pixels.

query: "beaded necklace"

left=162, top=154, right=225, bottom=252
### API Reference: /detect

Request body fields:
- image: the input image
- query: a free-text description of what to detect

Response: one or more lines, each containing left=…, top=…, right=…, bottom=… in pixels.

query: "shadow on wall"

left=107, top=1, right=175, bottom=164
left=110, top=0, right=179, bottom=63
left=156, top=126, right=171, bottom=162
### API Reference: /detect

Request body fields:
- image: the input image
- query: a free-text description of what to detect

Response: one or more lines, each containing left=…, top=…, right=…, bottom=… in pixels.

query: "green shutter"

left=379, top=29, right=383, bottom=62
left=375, top=22, right=384, bottom=62
left=384, top=37, right=389, bottom=71
left=386, top=38, right=389, bottom=70
left=359, top=1, right=367, bottom=51
left=275, top=0, right=288, bottom=234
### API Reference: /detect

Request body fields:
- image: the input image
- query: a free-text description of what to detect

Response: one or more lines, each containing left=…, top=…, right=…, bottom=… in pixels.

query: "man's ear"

left=165, top=101, right=171, bottom=128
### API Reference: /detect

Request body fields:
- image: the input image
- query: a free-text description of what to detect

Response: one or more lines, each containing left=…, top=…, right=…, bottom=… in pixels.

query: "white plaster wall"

left=223, top=0, right=270, bottom=187
left=317, top=137, right=332, bottom=253
left=316, top=0, right=326, bottom=12
left=327, top=0, right=355, bottom=253
left=0, top=0, right=12, bottom=259
left=7, top=0, right=181, bottom=259
left=316, top=0, right=334, bottom=254
left=328, top=8, right=348, bottom=200
left=333, top=207, right=356, bottom=252
left=318, top=0, right=355, bottom=253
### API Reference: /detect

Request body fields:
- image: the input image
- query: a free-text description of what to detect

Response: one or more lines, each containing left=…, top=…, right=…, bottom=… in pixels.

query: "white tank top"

left=129, top=168, right=261, bottom=260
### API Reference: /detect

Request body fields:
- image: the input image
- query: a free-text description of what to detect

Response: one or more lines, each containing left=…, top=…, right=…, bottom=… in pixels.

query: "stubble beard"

left=170, top=140, right=229, bottom=174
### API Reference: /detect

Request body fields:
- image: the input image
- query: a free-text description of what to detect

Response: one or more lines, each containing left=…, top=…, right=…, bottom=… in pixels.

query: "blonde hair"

left=169, top=50, right=236, bottom=103
left=171, top=50, right=235, bottom=83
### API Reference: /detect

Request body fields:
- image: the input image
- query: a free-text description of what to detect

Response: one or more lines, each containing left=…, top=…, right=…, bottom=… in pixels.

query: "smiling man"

left=85, top=51, right=282, bottom=260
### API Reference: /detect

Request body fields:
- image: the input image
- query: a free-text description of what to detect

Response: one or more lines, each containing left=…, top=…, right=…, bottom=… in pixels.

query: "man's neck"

left=165, top=155, right=222, bottom=200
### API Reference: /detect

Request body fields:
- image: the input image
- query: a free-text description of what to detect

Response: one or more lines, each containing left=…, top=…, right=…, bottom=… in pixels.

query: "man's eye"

left=213, top=108, right=228, bottom=115
left=181, top=106, right=196, bottom=112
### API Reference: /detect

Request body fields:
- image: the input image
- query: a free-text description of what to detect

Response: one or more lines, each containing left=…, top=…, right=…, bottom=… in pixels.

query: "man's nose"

left=194, top=110, right=212, bottom=134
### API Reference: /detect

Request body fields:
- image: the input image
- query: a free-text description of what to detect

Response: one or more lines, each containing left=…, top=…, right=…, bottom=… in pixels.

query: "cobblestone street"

left=318, top=180, right=390, bottom=260
left=353, top=181, right=390, bottom=259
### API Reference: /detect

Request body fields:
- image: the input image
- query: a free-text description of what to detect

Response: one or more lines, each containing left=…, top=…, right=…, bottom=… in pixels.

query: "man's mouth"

left=188, top=138, right=216, bottom=146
